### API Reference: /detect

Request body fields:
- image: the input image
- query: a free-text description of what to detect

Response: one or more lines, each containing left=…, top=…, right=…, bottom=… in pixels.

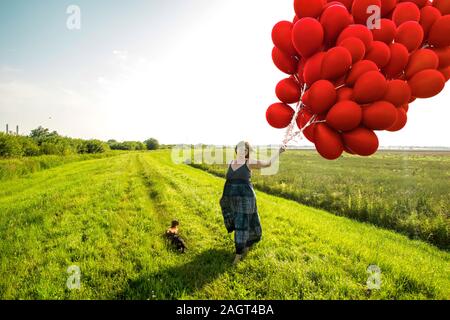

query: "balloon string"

left=282, top=83, right=325, bottom=147
left=282, top=83, right=306, bottom=147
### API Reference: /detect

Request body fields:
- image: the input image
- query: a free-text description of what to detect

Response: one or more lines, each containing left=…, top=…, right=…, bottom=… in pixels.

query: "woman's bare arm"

left=248, top=147, right=286, bottom=170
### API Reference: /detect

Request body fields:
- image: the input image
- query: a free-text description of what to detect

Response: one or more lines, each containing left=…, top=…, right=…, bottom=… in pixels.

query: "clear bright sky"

left=0, top=0, right=449, bottom=147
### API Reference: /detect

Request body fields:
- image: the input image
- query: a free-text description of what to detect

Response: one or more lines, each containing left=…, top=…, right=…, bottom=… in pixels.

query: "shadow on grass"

left=120, top=248, right=233, bottom=300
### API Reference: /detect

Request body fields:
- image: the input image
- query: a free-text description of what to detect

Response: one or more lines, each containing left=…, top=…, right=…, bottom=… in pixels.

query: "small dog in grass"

left=165, top=220, right=187, bottom=253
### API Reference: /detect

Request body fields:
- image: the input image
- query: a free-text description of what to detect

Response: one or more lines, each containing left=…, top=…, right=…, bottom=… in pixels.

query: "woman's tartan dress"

left=220, top=162, right=262, bottom=254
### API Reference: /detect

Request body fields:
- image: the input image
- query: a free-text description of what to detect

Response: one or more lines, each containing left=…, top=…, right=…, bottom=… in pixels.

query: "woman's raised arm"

left=248, top=147, right=286, bottom=169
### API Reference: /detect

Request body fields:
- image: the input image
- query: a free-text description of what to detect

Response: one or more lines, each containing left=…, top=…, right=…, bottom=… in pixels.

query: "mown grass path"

left=0, top=152, right=449, bottom=299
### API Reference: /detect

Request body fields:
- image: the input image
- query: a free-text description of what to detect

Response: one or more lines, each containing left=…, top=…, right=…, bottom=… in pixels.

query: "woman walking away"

left=220, top=141, right=285, bottom=265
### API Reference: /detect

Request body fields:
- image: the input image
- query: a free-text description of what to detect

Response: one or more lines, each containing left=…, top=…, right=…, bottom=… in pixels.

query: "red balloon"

left=321, top=47, right=353, bottom=80
left=419, top=6, right=442, bottom=38
left=303, top=52, right=325, bottom=86
left=387, top=108, right=408, bottom=131
left=320, top=4, right=352, bottom=45
left=272, top=21, right=297, bottom=56
left=380, top=0, right=397, bottom=17
left=353, top=71, right=388, bottom=103
left=324, top=1, right=346, bottom=9
left=314, top=123, right=344, bottom=160
left=272, top=47, right=298, bottom=74
left=383, top=80, right=412, bottom=106
left=405, top=49, right=439, bottom=79
left=352, top=0, right=382, bottom=25
left=433, top=0, right=450, bottom=15
left=326, top=100, right=362, bottom=131
left=327, top=0, right=353, bottom=11
left=346, top=60, right=379, bottom=86
left=294, top=0, right=326, bottom=18
left=392, top=2, right=420, bottom=26
left=362, top=101, right=398, bottom=130
left=337, top=25, right=374, bottom=50
left=337, top=86, right=354, bottom=101
left=342, top=127, right=379, bottom=156
left=398, top=0, right=427, bottom=8
left=266, top=103, right=295, bottom=129
left=400, top=103, right=409, bottom=112
left=428, top=16, right=450, bottom=48
left=371, top=18, right=397, bottom=44
left=395, top=21, right=424, bottom=52
left=383, top=43, right=409, bottom=79
left=365, top=41, right=391, bottom=68
left=439, top=66, right=450, bottom=81
left=339, top=37, right=366, bottom=63
left=302, top=89, right=311, bottom=106
left=408, top=69, right=446, bottom=98
left=432, top=47, right=450, bottom=69
left=308, top=80, right=337, bottom=114
left=276, top=78, right=301, bottom=104
left=292, top=18, right=324, bottom=58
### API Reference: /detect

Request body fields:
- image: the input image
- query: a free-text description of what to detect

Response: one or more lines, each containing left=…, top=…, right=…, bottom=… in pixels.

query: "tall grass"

left=190, top=150, right=450, bottom=250
left=0, top=152, right=122, bottom=181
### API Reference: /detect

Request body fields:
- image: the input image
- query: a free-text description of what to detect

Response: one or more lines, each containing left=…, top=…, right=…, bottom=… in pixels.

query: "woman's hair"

left=235, top=141, right=252, bottom=159
left=171, top=220, right=179, bottom=228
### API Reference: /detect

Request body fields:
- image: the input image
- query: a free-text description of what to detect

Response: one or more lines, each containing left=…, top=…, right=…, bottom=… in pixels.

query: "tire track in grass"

left=139, top=154, right=232, bottom=240
left=121, top=154, right=235, bottom=300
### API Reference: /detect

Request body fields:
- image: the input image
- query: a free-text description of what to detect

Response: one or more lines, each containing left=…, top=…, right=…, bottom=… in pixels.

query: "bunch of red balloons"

left=267, top=0, right=449, bottom=160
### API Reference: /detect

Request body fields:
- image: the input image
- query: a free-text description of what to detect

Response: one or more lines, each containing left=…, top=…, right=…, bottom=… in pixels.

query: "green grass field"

left=192, top=150, right=450, bottom=249
left=0, top=151, right=449, bottom=300
left=0, top=152, right=122, bottom=181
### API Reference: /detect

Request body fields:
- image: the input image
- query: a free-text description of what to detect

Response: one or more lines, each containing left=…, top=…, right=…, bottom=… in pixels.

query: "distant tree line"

left=107, top=138, right=160, bottom=151
left=107, top=140, right=145, bottom=151
left=0, top=126, right=160, bottom=158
